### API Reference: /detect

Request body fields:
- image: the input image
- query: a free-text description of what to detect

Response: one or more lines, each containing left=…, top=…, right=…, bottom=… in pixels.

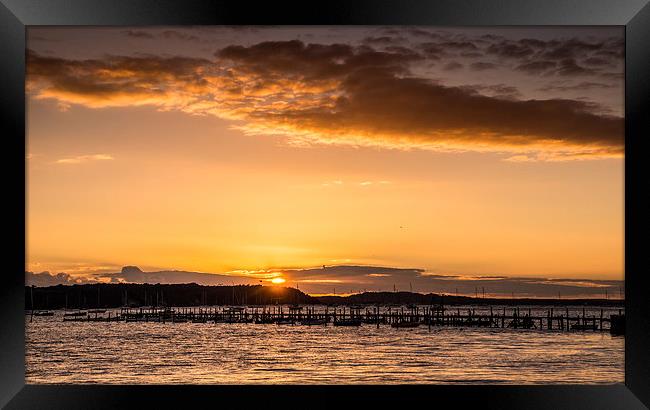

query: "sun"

left=270, top=277, right=286, bottom=284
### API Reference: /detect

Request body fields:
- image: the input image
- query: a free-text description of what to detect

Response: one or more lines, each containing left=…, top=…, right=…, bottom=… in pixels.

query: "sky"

left=25, top=26, right=624, bottom=297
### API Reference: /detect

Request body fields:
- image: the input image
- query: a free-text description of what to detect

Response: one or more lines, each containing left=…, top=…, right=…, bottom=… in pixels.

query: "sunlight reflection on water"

left=26, top=306, right=624, bottom=384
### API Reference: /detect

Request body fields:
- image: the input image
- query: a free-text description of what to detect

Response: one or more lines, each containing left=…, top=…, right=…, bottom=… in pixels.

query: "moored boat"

left=275, top=318, right=295, bottom=325
left=300, top=318, right=328, bottom=326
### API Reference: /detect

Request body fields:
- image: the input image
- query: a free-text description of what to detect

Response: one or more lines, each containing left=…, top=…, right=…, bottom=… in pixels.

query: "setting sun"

left=271, top=277, right=286, bottom=284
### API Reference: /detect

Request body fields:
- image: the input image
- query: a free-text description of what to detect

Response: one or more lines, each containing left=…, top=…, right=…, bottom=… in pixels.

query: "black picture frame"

left=1, top=1, right=649, bottom=408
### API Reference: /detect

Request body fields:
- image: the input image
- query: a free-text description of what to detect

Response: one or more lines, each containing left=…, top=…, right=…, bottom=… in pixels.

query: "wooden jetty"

left=63, top=311, right=87, bottom=317
left=31, top=310, right=54, bottom=317
left=52, top=305, right=624, bottom=334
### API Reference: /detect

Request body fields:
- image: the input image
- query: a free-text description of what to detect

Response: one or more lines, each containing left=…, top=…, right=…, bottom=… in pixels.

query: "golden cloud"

left=27, top=40, right=624, bottom=160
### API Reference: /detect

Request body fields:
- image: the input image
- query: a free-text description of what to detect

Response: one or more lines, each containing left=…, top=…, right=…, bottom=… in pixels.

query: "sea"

left=25, top=304, right=624, bottom=384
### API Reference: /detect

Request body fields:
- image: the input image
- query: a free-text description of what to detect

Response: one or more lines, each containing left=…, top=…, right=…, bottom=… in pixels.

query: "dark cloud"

left=26, top=271, right=84, bottom=286
left=372, top=30, right=623, bottom=81
left=538, top=81, right=616, bottom=92
left=214, top=41, right=622, bottom=151
left=443, top=61, right=463, bottom=71
left=540, top=38, right=604, bottom=60
left=27, top=39, right=623, bottom=157
left=430, top=34, right=623, bottom=79
left=418, top=43, right=444, bottom=59
left=27, top=49, right=211, bottom=104
left=384, top=45, right=420, bottom=55
left=438, top=41, right=478, bottom=51
left=98, top=269, right=259, bottom=286
left=554, top=58, right=596, bottom=76
left=121, top=29, right=201, bottom=42
left=515, top=61, right=557, bottom=75
left=600, top=72, right=624, bottom=80
left=487, top=40, right=536, bottom=59
left=216, top=40, right=422, bottom=81
left=480, top=34, right=505, bottom=42
left=362, top=36, right=404, bottom=45
left=161, top=30, right=200, bottom=42
left=417, top=40, right=479, bottom=59
left=469, top=62, right=497, bottom=71
left=519, top=38, right=547, bottom=49
left=121, top=30, right=155, bottom=39
left=460, top=84, right=523, bottom=100
left=406, top=28, right=443, bottom=39
left=594, top=49, right=623, bottom=59
left=582, top=57, right=613, bottom=67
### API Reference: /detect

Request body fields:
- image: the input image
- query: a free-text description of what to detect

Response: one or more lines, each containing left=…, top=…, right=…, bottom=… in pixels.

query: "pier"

left=53, top=305, right=624, bottom=333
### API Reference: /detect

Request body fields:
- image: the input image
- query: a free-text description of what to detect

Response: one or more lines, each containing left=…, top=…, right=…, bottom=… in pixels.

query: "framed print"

left=1, top=0, right=649, bottom=409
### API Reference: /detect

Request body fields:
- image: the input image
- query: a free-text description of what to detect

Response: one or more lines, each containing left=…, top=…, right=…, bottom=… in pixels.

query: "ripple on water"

left=26, top=309, right=624, bottom=384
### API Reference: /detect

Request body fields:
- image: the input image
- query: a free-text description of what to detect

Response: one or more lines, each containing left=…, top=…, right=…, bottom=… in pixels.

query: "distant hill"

left=316, top=291, right=624, bottom=307
left=25, top=283, right=317, bottom=310
left=25, top=285, right=623, bottom=310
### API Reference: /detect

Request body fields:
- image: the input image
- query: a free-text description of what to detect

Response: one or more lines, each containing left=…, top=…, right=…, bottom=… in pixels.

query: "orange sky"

left=26, top=27, right=624, bottom=289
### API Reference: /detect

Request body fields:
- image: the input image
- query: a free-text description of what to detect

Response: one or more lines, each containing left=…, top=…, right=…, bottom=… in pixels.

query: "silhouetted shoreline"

left=25, top=283, right=624, bottom=310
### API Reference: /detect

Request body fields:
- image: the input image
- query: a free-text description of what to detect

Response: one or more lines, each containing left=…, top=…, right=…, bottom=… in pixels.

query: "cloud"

left=412, top=33, right=622, bottom=79
left=26, top=265, right=623, bottom=298
left=443, top=61, right=463, bottom=71
left=357, top=180, right=390, bottom=186
left=263, top=265, right=623, bottom=297
left=279, top=266, right=623, bottom=298
left=26, top=271, right=84, bottom=286
left=503, top=149, right=621, bottom=162
left=27, top=50, right=214, bottom=109
left=460, top=84, right=522, bottom=100
left=503, top=154, right=536, bottom=163
left=486, top=40, right=538, bottom=59
left=56, top=154, right=114, bottom=164
left=121, top=29, right=199, bottom=42
left=554, top=58, right=596, bottom=76
left=161, top=30, right=199, bottom=42
left=121, top=30, right=155, bottom=39
left=27, top=38, right=623, bottom=160
left=438, top=41, right=479, bottom=52
left=469, top=62, right=497, bottom=71
left=212, top=40, right=621, bottom=157
left=582, top=57, right=614, bottom=67
left=540, top=38, right=614, bottom=61
left=538, top=81, right=616, bottom=92
left=487, top=37, right=622, bottom=72
left=362, top=36, right=405, bottom=46
left=515, top=61, right=557, bottom=75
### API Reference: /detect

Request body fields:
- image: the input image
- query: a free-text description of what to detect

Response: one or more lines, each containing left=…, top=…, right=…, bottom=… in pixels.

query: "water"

left=26, top=305, right=624, bottom=384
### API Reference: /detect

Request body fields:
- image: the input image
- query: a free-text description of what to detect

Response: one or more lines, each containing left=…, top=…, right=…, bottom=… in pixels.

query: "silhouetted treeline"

left=25, top=283, right=317, bottom=310
left=25, top=285, right=624, bottom=310
left=317, top=291, right=624, bottom=307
